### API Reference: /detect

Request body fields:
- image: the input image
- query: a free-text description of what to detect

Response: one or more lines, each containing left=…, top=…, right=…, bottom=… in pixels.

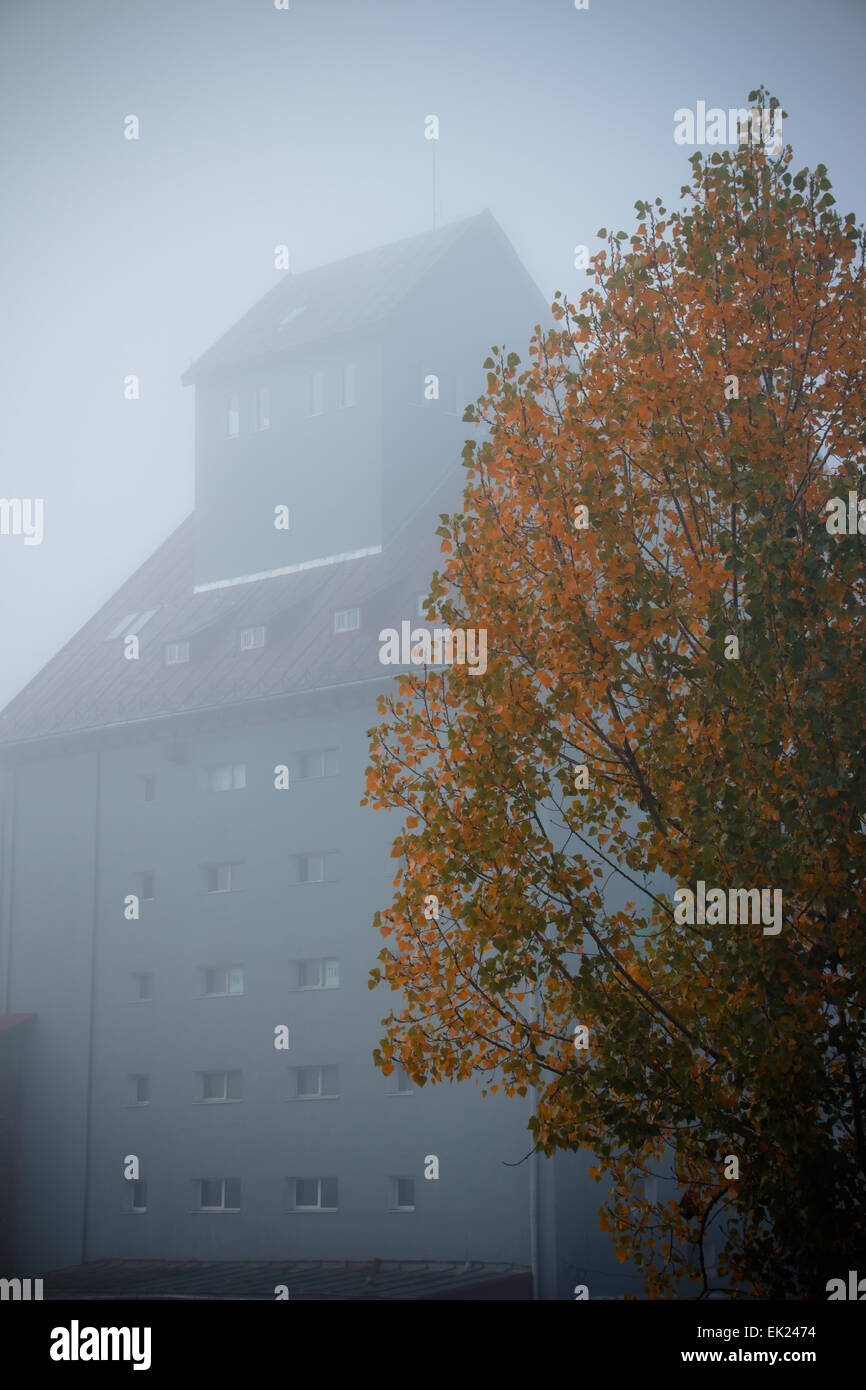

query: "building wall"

left=193, top=339, right=384, bottom=589
left=0, top=224, right=645, bottom=1291
left=0, top=1019, right=34, bottom=1271
left=192, top=222, right=553, bottom=593
left=0, top=751, right=99, bottom=1272
left=3, top=694, right=536, bottom=1271
left=381, top=223, right=552, bottom=544
left=539, top=1149, right=645, bottom=1301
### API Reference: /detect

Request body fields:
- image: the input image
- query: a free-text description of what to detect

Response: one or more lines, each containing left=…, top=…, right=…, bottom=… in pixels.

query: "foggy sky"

left=1, top=0, right=864, bottom=711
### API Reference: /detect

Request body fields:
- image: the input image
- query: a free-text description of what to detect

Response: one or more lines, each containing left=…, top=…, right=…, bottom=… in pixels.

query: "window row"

left=224, top=364, right=357, bottom=438
left=220, top=365, right=475, bottom=441
left=131, top=852, right=338, bottom=901
left=165, top=626, right=267, bottom=664
left=165, top=625, right=268, bottom=664
left=163, top=612, right=359, bottom=664
left=110, top=599, right=427, bottom=653
left=138, top=748, right=339, bottom=802
left=126, top=1066, right=414, bottom=1103
left=128, top=1175, right=415, bottom=1214
left=129, top=958, right=340, bottom=1001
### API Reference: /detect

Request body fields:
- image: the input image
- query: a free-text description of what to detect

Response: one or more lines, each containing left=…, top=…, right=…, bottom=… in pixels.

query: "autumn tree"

left=363, top=91, right=866, bottom=1298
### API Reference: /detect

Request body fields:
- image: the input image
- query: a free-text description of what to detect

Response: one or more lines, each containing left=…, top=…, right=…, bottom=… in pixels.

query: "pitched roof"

left=0, top=472, right=463, bottom=748
left=1, top=208, right=541, bottom=749
left=181, top=209, right=501, bottom=382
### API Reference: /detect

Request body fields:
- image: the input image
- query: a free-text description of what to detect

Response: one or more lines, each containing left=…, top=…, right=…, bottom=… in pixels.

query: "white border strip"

left=193, top=545, right=382, bottom=593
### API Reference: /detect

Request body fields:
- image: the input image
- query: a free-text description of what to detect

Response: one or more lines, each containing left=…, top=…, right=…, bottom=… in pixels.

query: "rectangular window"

left=227, top=395, right=240, bottom=437
left=107, top=610, right=160, bottom=640
left=198, top=1070, right=243, bottom=1103
left=291, top=1065, right=339, bottom=1099
left=289, top=1177, right=338, bottom=1211
left=203, top=965, right=245, bottom=996
left=308, top=370, right=325, bottom=417
left=333, top=607, right=359, bottom=633
left=394, top=1064, right=413, bottom=1094
left=298, top=747, right=338, bottom=780
left=164, top=641, right=190, bottom=665
left=297, top=959, right=321, bottom=989
left=209, top=763, right=246, bottom=792
left=291, top=852, right=336, bottom=884
left=279, top=305, right=306, bottom=331
left=302, top=853, right=323, bottom=883
left=130, top=1180, right=147, bottom=1213
left=240, top=626, right=265, bottom=651
left=205, top=862, right=240, bottom=894
left=255, top=386, right=270, bottom=431
left=106, top=612, right=137, bottom=640
left=126, top=608, right=159, bottom=636
left=140, top=774, right=156, bottom=802
left=129, top=1074, right=150, bottom=1105
left=197, top=1178, right=240, bottom=1211
left=295, top=957, right=340, bottom=990
left=137, top=871, right=154, bottom=902
left=339, top=363, right=357, bottom=409
left=131, top=972, right=152, bottom=1002
left=390, top=1177, right=415, bottom=1211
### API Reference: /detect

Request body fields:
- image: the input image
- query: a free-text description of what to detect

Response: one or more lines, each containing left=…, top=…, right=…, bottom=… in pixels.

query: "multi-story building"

left=0, top=211, right=638, bottom=1299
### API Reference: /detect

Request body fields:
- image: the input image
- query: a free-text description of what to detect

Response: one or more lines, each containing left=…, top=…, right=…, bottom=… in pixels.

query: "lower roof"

left=38, top=1258, right=531, bottom=1301
left=0, top=474, right=458, bottom=748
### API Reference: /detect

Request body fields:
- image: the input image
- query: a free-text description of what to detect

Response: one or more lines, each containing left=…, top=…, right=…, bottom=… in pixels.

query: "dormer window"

left=333, top=607, right=359, bottom=633
left=106, top=609, right=159, bottom=640
left=127, top=608, right=159, bottom=635
left=255, top=386, right=270, bottom=432
left=278, top=306, right=306, bottom=331
left=106, top=613, right=137, bottom=640
left=226, top=394, right=240, bottom=438
left=240, top=625, right=265, bottom=651
left=164, top=641, right=190, bottom=665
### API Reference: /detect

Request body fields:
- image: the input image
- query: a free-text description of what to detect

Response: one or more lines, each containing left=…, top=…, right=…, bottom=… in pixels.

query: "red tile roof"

left=0, top=474, right=462, bottom=747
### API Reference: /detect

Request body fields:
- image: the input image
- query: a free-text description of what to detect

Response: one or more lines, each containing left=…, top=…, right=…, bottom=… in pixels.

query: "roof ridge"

left=285, top=208, right=491, bottom=283
left=181, top=210, right=495, bottom=384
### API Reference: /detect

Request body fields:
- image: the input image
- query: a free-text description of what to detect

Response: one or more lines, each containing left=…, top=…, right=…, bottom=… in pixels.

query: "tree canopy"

left=363, top=91, right=866, bottom=1298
